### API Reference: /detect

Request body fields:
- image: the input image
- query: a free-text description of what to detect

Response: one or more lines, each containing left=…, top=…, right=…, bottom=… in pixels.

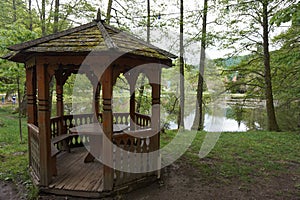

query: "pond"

left=168, top=103, right=265, bottom=132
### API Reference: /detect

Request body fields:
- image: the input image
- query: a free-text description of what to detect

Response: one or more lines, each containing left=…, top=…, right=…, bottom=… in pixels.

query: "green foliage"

left=0, top=23, right=37, bottom=95
left=270, top=1, right=300, bottom=26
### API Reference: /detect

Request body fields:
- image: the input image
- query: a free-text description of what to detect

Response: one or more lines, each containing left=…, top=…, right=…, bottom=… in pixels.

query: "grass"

left=1, top=105, right=299, bottom=198
left=0, top=105, right=38, bottom=199
left=161, top=129, right=300, bottom=188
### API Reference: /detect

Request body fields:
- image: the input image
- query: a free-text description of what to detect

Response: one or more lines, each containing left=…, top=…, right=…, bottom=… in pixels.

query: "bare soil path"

left=3, top=158, right=300, bottom=200
left=0, top=181, right=23, bottom=200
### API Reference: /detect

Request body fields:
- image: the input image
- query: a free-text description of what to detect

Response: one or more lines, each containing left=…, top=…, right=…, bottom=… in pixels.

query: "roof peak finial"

left=96, top=8, right=101, bottom=21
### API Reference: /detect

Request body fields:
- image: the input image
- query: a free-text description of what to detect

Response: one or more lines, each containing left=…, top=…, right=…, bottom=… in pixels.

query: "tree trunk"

left=262, top=2, right=280, bottom=131
left=42, top=0, right=46, bottom=36
left=29, top=0, right=33, bottom=31
left=13, top=0, right=17, bottom=22
left=147, top=0, right=150, bottom=43
left=179, top=0, right=185, bottom=128
left=192, top=0, right=208, bottom=131
left=106, top=0, right=113, bottom=24
left=53, top=0, right=59, bottom=33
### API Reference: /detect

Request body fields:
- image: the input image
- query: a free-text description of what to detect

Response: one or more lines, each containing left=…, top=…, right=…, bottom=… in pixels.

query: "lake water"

left=169, top=111, right=249, bottom=132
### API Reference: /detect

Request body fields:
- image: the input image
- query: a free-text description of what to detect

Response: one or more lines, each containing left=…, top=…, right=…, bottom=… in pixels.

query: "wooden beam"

left=36, top=55, right=86, bottom=66
left=55, top=68, right=64, bottom=118
left=37, top=60, right=52, bottom=186
left=26, top=65, right=37, bottom=176
left=93, top=83, right=101, bottom=121
left=96, top=21, right=118, bottom=49
left=124, top=72, right=138, bottom=130
left=26, top=66, right=37, bottom=125
left=101, top=66, right=114, bottom=191
left=150, top=65, right=161, bottom=177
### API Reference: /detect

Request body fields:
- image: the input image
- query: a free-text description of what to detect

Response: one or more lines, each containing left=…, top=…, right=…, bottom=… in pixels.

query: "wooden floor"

left=48, top=147, right=104, bottom=196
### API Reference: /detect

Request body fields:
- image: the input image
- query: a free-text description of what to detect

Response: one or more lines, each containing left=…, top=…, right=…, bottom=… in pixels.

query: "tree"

left=270, top=2, right=300, bottom=130
left=28, top=0, right=33, bottom=31
left=53, top=0, right=59, bottom=33
left=41, top=0, right=46, bottom=36
left=179, top=0, right=185, bottom=128
left=106, top=0, right=113, bottom=24
left=261, top=0, right=280, bottom=131
left=136, top=0, right=151, bottom=113
left=192, top=0, right=208, bottom=130
left=34, top=0, right=96, bottom=35
left=217, top=0, right=296, bottom=131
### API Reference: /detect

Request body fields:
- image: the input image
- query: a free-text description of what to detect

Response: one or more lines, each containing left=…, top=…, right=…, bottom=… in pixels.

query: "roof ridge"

left=96, top=21, right=118, bottom=49
left=8, top=21, right=98, bottom=51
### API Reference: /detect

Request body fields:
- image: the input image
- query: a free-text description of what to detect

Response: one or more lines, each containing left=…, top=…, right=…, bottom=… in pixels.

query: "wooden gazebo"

left=4, top=18, right=175, bottom=198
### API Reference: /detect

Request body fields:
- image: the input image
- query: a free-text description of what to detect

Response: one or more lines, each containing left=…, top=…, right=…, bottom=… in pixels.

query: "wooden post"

left=37, top=60, right=52, bottom=186
left=55, top=69, right=64, bottom=135
left=101, top=66, right=113, bottom=191
left=94, top=83, right=101, bottom=122
left=26, top=64, right=37, bottom=173
left=125, top=72, right=137, bottom=130
left=26, top=66, right=37, bottom=125
left=130, top=88, right=135, bottom=130
left=151, top=67, right=161, bottom=135
left=150, top=66, right=161, bottom=176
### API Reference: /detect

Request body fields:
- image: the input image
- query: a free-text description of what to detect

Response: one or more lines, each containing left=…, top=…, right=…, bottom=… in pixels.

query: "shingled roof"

left=4, top=20, right=176, bottom=63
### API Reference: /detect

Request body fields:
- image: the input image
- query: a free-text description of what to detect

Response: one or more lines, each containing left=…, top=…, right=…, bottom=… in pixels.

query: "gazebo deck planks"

left=49, top=147, right=103, bottom=192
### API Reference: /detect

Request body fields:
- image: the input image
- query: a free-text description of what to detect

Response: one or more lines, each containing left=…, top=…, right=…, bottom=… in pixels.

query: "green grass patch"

left=0, top=106, right=38, bottom=199
left=161, top=129, right=300, bottom=184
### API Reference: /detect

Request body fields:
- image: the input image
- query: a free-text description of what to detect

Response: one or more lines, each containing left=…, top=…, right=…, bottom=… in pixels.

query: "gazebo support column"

left=150, top=67, right=161, bottom=176
left=55, top=70, right=64, bottom=135
left=125, top=72, right=138, bottom=130
left=26, top=66, right=37, bottom=125
left=26, top=65, right=37, bottom=175
left=101, top=66, right=114, bottom=190
left=94, top=83, right=101, bottom=121
left=130, top=87, right=136, bottom=130
left=37, top=62, right=52, bottom=186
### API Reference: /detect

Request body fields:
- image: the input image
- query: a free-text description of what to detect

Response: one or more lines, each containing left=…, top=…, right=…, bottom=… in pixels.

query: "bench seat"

left=50, top=134, right=73, bottom=176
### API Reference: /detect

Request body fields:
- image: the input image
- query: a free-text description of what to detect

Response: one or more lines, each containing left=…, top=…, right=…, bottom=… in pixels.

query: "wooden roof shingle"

left=4, top=20, right=176, bottom=63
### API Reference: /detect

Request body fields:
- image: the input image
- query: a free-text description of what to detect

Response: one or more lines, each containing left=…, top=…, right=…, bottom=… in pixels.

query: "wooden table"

left=69, top=123, right=129, bottom=162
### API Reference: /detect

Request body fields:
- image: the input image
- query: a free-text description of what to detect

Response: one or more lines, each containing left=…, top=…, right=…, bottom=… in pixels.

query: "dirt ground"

left=124, top=159, right=300, bottom=200
left=2, top=158, right=300, bottom=200
left=0, top=181, right=25, bottom=200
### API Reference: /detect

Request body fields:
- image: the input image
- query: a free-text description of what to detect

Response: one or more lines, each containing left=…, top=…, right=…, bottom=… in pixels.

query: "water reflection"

left=168, top=102, right=266, bottom=132
left=169, top=111, right=248, bottom=132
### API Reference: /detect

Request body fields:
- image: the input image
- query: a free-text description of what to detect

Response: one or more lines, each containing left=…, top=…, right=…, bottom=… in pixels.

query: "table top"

left=69, top=123, right=129, bottom=135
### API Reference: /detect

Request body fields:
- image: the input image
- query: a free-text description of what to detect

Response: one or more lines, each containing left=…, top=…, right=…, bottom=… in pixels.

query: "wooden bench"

left=50, top=134, right=73, bottom=176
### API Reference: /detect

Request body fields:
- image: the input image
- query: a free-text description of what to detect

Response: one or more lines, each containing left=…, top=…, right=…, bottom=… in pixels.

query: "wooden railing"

left=112, top=129, right=158, bottom=187
left=63, top=114, right=96, bottom=147
left=28, top=123, right=40, bottom=182
left=50, top=116, right=61, bottom=139
left=135, top=112, right=151, bottom=128
left=50, top=112, right=152, bottom=148
left=113, top=113, right=130, bottom=125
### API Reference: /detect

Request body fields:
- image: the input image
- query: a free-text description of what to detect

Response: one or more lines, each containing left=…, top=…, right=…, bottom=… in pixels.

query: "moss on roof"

left=5, top=20, right=176, bottom=63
